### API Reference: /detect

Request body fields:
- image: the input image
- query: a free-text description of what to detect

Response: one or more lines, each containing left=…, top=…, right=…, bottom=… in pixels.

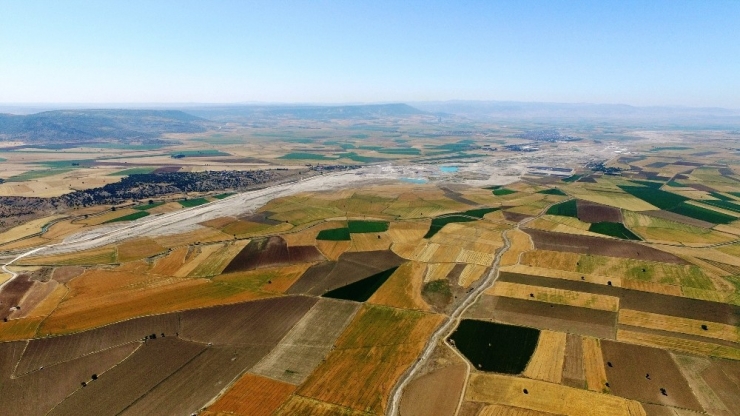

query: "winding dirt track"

left=386, top=217, right=532, bottom=416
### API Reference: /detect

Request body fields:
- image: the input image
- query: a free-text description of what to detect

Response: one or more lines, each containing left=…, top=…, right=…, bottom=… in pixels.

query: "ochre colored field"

left=297, top=305, right=443, bottom=414
left=618, top=309, right=740, bottom=343
left=458, top=264, right=488, bottom=287
left=387, top=220, right=430, bottom=244
left=215, top=264, right=313, bottom=294
left=424, top=263, right=456, bottom=282
left=368, top=261, right=430, bottom=311
left=116, top=237, right=166, bottom=263
left=316, top=240, right=352, bottom=261
left=21, top=245, right=117, bottom=266
left=400, top=363, right=467, bottom=416
left=205, top=373, right=296, bottom=416
left=582, top=336, right=609, bottom=393
left=273, top=395, right=370, bottom=416
left=281, top=220, right=347, bottom=246
left=150, top=246, right=189, bottom=275
left=465, top=373, right=646, bottom=416
left=349, top=232, right=392, bottom=252
left=155, top=227, right=234, bottom=247
left=77, top=208, right=140, bottom=226
left=487, top=281, right=619, bottom=312
left=522, top=330, right=567, bottom=383
left=0, top=214, right=65, bottom=245
left=500, top=229, right=532, bottom=267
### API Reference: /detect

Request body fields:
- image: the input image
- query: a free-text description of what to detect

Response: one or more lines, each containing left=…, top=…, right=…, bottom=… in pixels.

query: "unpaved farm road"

left=386, top=217, right=534, bottom=416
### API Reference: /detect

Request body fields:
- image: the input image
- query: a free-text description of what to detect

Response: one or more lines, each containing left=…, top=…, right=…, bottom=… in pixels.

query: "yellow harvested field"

left=116, top=237, right=166, bottom=263
left=0, top=236, right=52, bottom=251
left=0, top=214, right=65, bottom=245
left=500, top=229, right=532, bottom=267
left=466, top=373, right=646, bottom=416
left=155, top=226, right=234, bottom=247
left=150, top=247, right=188, bottom=275
left=502, top=265, right=620, bottom=287
left=0, top=317, right=43, bottom=341
left=391, top=242, right=420, bottom=260
left=565, top=187, right=657, bottom=211
left=199, top=216, right=237, bottom=229
left=522, top=330, right=567, bottom=383
left=456, top=249, right=494, bottom=267
left=316, top=240, right=352, bottom=261
left=298, top=306, right=443, bottom=414
left=174, top=244, right=225, bottom=277
left=0, top=272, right=11, bottom=285
left=76, top=208, right=139, bottom=226
left=205, top=373, right=296, bottom=416
left=616, top=329, right=740, bottom=361
left=618, top=309, right=740, bottom=343
left=282, top=220, right=346, bottom=246
left=479, top=404, right=566, bottom=416
left=38, top=219, right=85, bottom=241
left=215, top=264, right=312, bottom=294
left=188, top=240, right=250, bottom=277
left=528, top=217, right=601, bottom=237
left=146, top=201, right=182, bottom=214
left=25, top=283, right=67, bottom=318
left=273, top=395, right=370, bottom=416
left=458, top=264, right=488, bottom=287
left=487, top=282, right=619, bottom=312
left=622, top=211, right=735, bottom=245
left=430, top=245, right=464, bottom=263
left=411, top=242, right=442, bottom=263
left=680, top=286, right=728, bottom=303
left=20, top=245, right=117, bottom=266
left=221, top=220, right=274, bottom=236
left=424, top=263, right=456, bottom=283
left=388, top=221, right=430, bottom=244
left=582, top=337, right=609, bottom=393
left=620, top=279, right=682, bottom=296
left=368, top=261, right=430, bottom=311
left=349, top=232, right=392, bottom=252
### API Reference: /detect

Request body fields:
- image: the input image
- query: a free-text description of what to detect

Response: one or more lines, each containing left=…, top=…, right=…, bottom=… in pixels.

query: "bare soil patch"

left=524, top=229, right=686, bottom=264
left=180, top=295, right=317, bottom=346
left=287, top=250, right=405, bottom=296
left=400, top=363, right=467, bottom=416
left=562, top=333, right=585, bottom=388
left=576, top=200, right=622, bottom=223
left=51, top=266, right=85, bottom=283
left=222, top=236, right=324, bottom=273
left=601, top=340, right=703, bottom=410
left=0, top=274, right=34, bottom=320
left=502, top=210, right=532, bottom=222
left=699, top=359, right=740, bottom=412
left=466, top=295, right=616, bottom=339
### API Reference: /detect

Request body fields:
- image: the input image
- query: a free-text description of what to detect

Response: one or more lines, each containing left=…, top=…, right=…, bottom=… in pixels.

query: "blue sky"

left=1, top=1, right=738, bottom=107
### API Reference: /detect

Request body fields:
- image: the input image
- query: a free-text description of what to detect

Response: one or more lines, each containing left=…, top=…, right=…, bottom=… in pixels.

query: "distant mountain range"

left=411, top=101, right=740, bottom=127
left=0, top=109, right=205, bottom=143
left=180, top=103, right=425, bottom=121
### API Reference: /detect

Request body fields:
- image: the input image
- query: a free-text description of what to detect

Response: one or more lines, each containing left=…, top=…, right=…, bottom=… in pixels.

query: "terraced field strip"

left=617, top=328, right=740, bottom=360
left=466, top=373, right=646, bottom=416
left=582, top=336, right=609, bottom=392
left=488, top=281, right=620, bottom=312
left=618, top=309, right=740, bottom=343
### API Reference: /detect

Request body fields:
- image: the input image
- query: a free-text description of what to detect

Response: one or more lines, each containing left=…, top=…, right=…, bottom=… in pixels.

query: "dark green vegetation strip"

left=347, top=220, right=389, bottom=233
left=546, top=199, right=578, bottom=217
left=630, top=180, right=664, bottom=189
left=178, top=198, right=209, bottom=208
left=41, top=159, right=95, bottom=168
left=316, top=227, right=351, bottom=241
left=462, top=207, right=500, bottom=218
left=670, top=203, right=737, bottom=224
left=322, top=267, right=399, bottom=302
left=562, top=174, right=583, bottom=183
left=337, top=152, right=388, bottom=163
left=132, top=202, right=165, bottom=211
left=588, top=222, right=640, bottom=240
left=376, top=147, right=421, bottom=155
left=492, top=188, right=516, bottom=196
left=278, top=152, right=338, bottom=160
left=709, top=192, right=733, bottom=201
left=108, top=167, right=156, bottom=176
left=666, top=180, right=687, bottom=187
left=483, top=185, right=502, bottom=190
left=619, top=184, right=736, bottom=224
left=5, top=169, right=74, bottom=182
left=424, top=215, right=478, bottom=239
left=171, top=149, right=230, bottom=157
left=618, top=185, right=688, bottom=210
left=213, top=192, right=235, bottom=199
left=103, top=211, right=150, bottom=223
left=537, top=188, right=567, bottom=196
left=449, top=320, right=539, bottom=373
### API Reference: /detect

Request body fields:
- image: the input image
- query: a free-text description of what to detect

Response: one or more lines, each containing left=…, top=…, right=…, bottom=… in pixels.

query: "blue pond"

left=440, top=166, right=459, bottom=173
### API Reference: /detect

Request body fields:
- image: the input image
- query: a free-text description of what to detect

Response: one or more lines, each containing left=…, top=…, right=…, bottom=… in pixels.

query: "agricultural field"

left=4, top=128, right=740, bottom=416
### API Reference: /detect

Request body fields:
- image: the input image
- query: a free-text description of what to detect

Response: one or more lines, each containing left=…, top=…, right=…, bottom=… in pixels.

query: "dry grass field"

left=204, top=373, right=296, bottom=416
left=522, top=330, right=567, bottom=383
left=368, top=261, right=430, bottom=311
left=488, top=281, right=619, bottom=311
left=0, top=214, right=65, bottom=245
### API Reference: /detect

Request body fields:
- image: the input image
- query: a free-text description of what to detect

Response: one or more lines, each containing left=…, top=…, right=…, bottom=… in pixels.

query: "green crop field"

left=5, top=168, right=75, bottom=182
left=671, top=203, right=737, bottom=224
left=213, top=192, right=236, bottom=199
left=323, top=267, right=398, bottom=302
left=103, top=211, right=150, bottom=224
left=537, top=188, right=567, bottom=196
left=278, top=152, right=338, bottom=160
left=108, top=167, right=157, bottom=176
left=132, top=202, right=165, bottom=211
left=424, top=215, right=478, bottom=238
left=562, top=174, right=583, bottom=183
left=347, top=220, right=389, bottom=233
left=377, top=147, right=421, bottom=155
left=630, top=180, right=664, bottom=189
left=617, top=185, right=687, bottom=209
left=546, top=199, right=578, bottom=217
left=492, top=188, right=516, bottom=196
left=462, top=207, right=500, bottom=218
left=588, top=222, right=640, bottom=240
left=316, top=227, right=351, bottom=241
left=178, top=198, right=209, bottom=208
